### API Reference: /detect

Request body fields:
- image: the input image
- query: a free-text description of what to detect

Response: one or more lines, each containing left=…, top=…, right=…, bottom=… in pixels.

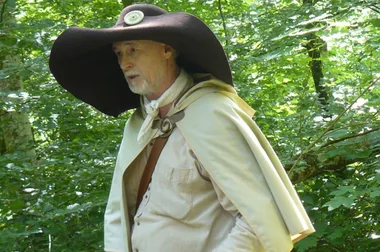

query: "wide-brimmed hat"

left=49, top=4, right=232, bottom=116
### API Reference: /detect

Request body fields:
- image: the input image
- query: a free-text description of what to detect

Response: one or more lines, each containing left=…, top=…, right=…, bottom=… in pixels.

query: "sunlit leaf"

left=370, top=18, right=380, bottom=27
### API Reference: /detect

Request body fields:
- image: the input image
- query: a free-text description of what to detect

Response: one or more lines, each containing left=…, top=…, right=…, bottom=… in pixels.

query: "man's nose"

left=120, top=56, right=133, bottom=72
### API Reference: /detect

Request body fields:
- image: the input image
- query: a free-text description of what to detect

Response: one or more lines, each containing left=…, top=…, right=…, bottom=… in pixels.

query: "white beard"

left=124, top=71, right=151, bottom=95
left=128, top=78, right=151, bottom=95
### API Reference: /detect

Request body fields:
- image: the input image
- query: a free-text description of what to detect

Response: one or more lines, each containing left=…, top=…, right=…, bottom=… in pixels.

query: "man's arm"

left=104, top=160, right=123, bottom=251
left=214, top=215, right=265, bottom=252
left=196, top=162, right=265, bottom=251
left=177, top=91, right=314, bottom=251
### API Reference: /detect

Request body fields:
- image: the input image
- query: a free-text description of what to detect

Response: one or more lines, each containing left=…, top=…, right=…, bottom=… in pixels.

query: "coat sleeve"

left=213, top=215, right=265, bottom=252
left=177, top=92, right=314, bottom=252
left=194, top=159, right=264, bottom=251
left=103, top=109, right=149, bottom=252
left=104, top=161, right=123, bottom=251
left=104, top=125, right=129, bottom=252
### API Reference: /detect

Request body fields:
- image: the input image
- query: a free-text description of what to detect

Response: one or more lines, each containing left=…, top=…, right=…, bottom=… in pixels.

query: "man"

left=49, top=4, right=315, bottom=252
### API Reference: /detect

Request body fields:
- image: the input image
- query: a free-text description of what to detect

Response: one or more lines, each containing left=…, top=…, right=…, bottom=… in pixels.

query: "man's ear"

left=163, top=44, right=175, bottom=59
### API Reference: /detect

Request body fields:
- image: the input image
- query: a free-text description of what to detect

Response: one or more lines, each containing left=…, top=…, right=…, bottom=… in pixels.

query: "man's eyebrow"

left=112, top=41, right=137, bottom=51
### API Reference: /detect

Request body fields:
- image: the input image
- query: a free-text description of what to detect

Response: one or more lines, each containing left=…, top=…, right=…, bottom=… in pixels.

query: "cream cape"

left=104, top=75, right=315, bottom=252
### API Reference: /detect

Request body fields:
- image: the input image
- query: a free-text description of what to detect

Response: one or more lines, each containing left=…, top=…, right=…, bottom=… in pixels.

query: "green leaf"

left=0, top=69, right=10, bottom=80
left=370, top=190, right=380, bottom=198
left=322, top=148, right=347, bottom=160
left=35, top=19, right=55, bottom=29
left=330, top=185, right=355, bottom=196
left=10, top=200, right=24, bottom=211
left=323, top=196, right=356, bottom=211
left=347, top=149, right=372, bottom=159
left=327, top=227, right=344, bottom=241
left=6, top=0, right=16, bottom=9
left=294, top=235, right=318, bottom=251
left=325, top=129, right=350, bottom=139
left=370, top=18, right=380, bottom=27
left=0, top=37, right=17, bottom=46
left=367, top=97, right=380, bottom=106
left=18, top=69, right=33, bottom=79
left=375, top=173, right=380, bottom=184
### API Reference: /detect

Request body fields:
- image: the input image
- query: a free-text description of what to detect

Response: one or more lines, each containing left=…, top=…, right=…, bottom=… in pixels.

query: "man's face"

left=112, top=40, right=173, bottom=99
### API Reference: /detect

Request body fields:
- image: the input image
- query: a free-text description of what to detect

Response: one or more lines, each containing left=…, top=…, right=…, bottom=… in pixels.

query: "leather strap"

left=135, top=110, right=185, bottom=210
left=136, top=136, right=169, bottom=210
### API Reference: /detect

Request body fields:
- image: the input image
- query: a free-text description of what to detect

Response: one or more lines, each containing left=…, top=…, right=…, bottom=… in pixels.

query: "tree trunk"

left=302, top=0, right=330, bottom=113
left=303, top=35, right=329, bottom=109
left=0, top=2, right=35, bottom=162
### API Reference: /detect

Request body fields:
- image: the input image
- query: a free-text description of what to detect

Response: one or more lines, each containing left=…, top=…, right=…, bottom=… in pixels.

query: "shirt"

left=123, top=126, right=265, bottom=252
left=104, top=74, right=315, bottom=252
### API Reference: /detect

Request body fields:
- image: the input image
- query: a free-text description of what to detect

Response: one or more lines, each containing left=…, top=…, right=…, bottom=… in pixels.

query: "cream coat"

left=104, top=75, right=315, bottom=252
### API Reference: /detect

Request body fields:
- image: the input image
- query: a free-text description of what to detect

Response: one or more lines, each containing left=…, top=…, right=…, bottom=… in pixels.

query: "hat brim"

left=49, top=12, right=232, bottom=116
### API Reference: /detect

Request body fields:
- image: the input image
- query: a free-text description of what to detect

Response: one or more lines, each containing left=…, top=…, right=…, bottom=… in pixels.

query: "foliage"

left=0, top=0, right=379, bottom=251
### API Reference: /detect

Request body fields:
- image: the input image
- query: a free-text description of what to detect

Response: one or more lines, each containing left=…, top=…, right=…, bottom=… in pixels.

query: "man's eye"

left=115, top=51, right=121, bottom=57
left=129, top=48, right=136, bottom=53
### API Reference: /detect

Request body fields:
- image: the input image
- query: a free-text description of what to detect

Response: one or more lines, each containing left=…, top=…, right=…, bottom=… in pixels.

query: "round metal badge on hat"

left=124, top=10, right=144, bottom=25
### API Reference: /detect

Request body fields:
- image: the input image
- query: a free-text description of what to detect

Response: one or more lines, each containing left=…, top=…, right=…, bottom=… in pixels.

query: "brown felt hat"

left=49, top=4, right=232, bottom=116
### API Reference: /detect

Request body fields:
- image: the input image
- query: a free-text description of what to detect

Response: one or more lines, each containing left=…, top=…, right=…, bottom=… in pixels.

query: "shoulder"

left=184, top=91, right=237, bottom=116
left=177, top=91, right=242, bottom=135
left=122, top=108, right=144, bottom=134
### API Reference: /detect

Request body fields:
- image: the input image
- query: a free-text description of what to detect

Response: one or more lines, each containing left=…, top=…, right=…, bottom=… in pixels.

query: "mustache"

left=123, top=70, right=141, bottom=78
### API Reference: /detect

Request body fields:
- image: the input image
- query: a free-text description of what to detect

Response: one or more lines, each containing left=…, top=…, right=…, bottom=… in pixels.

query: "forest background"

left=0, top=0, right=379, bottom=251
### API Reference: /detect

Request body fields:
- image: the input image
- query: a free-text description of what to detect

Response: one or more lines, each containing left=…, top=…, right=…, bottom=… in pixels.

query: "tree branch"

left=0, top=0, right=7, bottom=23
left=288, top=75, right=380, bottom=177
left=288, top=152, right=376, bottom=183
left=368, top=5, right=380, bottom=14
left=217, top=0, right=230, bottom=59
left=320, top=128, right=380, bottom=148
